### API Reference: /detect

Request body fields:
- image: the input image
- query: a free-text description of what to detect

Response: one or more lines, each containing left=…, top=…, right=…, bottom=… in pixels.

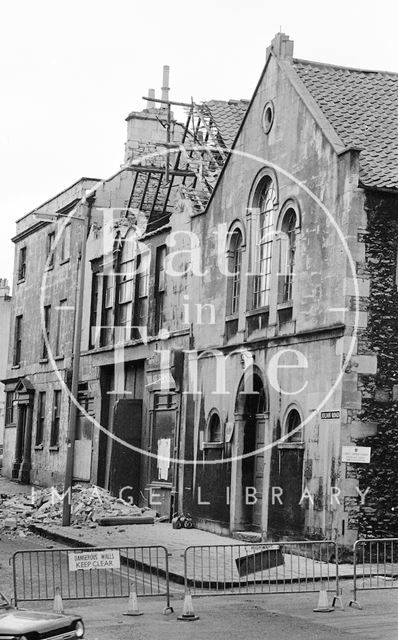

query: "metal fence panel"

left=12, top=545, right=172, bottom=609
left=350, top=538, right=398, bottom=609
left=183, top=540, right=340, bottom=598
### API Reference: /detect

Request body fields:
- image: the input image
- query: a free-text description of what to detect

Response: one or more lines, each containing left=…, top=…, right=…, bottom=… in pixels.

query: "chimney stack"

left=161, top=65, right=170, bottom=103
left=0, top=278, right=10, bottom=298
left=266, top=32, right=294, bottom=60
left=146, top=88, right=155, bottom=110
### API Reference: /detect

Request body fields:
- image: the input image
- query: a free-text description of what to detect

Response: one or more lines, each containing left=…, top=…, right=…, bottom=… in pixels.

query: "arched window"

left=208, top=412, right=222, bottom=442
left=285, top=408, right=303, bottom=443
left=279, top=208, right=297, bottom=304
left=227, top=229, right=243, bottom=315
left=253, top=179, right=276, bottom=309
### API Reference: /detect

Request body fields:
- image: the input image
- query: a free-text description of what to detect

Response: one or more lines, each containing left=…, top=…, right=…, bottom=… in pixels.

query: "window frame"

left=35, top=391, right=46, bottom=446
left=55, top=300, right=67, bottom=357
left=46, top=231, right=55, bottom=268
left=5, top=392, right=15, bottom=425
left=227, top=229, right=243, bottom=316
left=41, top=304, right=51, bottom=360
left=252, top=179, right=277, bottom=310
left=278, top=206, right=298, bottom=305
left=203, top=409, right=224, bottom=448
left=18, top=246, right=27, bottom=282
left=154, top=245, right=167, bottom=333
left=60, top=224, right=71, bottom=263
left=13, top=315, right=23, bottom=365
left=50, top=390, right=62, bottom=447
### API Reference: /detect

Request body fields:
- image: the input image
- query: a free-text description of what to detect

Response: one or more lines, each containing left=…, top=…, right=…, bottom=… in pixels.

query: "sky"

left=0, top=0, right=397, bottom=284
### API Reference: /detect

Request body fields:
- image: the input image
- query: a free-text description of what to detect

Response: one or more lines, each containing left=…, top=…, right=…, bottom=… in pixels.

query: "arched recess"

left=233, top=367, right=268, bottom=531
left=268, top=404, right=305, bottom=538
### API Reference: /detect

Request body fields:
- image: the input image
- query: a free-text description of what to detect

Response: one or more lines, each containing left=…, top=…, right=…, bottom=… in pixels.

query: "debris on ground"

left=0, top=484, right=155, bottom=537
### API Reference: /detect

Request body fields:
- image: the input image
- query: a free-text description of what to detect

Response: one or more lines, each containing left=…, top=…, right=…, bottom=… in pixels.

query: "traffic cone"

left=177, top=589, right=199, bottom=621
left=53, top=587, right=64, bottom=614
left=123, top=585, right=143, bottom=616
left=313, top=583, right=334, bottom=613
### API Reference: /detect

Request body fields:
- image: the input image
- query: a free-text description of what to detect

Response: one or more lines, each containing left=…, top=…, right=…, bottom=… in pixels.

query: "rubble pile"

left=0, top=484, right=149, bottom=536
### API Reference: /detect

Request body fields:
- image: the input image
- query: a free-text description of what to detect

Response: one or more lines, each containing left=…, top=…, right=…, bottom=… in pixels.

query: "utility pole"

left=62, top=195, right=93, bottom=526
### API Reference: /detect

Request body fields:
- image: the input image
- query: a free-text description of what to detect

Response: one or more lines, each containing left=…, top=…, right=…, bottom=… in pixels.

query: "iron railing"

left=350, top=538, right=398, bottom=609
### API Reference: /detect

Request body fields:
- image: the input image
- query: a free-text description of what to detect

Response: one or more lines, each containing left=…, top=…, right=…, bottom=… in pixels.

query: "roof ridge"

left=293, top=57, right=398, bottom=78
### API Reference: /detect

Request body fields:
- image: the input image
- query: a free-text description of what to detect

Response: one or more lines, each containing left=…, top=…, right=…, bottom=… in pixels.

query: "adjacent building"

left=0, top=279, right=12, bottom=458
left=3, top=35, right=398, bottom=547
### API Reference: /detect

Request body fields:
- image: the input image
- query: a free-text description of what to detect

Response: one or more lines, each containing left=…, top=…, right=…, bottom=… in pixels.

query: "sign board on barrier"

left=68, top=549, right=121, bottom=572
left=342, top=446, right=371, bottom=464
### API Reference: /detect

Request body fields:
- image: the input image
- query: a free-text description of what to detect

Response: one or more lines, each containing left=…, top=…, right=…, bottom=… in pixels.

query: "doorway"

left=235, top=372, right=266, bottom=530
left=268, top=408, right=305, bottom=537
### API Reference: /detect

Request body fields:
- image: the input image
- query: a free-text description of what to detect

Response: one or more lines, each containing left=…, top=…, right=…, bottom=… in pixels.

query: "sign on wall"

left=321, top=411, right=340, bottom=419
left=68, top=549, right=121, bottom=572
left=341, top=446, right=371, bottom=464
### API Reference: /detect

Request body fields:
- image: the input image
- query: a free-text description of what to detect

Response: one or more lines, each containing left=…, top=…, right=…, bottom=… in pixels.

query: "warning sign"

left=68, top=549, right=121, bottom=572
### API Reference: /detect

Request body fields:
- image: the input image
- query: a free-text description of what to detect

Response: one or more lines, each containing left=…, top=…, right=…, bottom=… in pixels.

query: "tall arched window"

left=227, top=229, right=242, bottom=315
left=285, top=408, right=303, bottom=443
left=279, top=208, right=297, bottom=304
left=253, top=179, right=276, bottom=309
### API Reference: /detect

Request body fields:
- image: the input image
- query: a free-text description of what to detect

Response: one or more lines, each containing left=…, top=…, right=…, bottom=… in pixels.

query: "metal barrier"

left=350, top=538, right=398, bottom=609
left=12, top=545, right=172, bottom=610
left=183, top=540, right=341, bottom=600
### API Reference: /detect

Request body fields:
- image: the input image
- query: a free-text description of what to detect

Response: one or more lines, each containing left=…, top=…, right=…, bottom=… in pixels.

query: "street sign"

left=341, top=446, right=371, bottom=464
left=321, top=411, right=340, bottom=419
left=68, top=549, right=121, bottom=572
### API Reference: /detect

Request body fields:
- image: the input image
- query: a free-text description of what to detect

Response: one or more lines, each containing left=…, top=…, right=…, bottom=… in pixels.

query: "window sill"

left=246, top=306, right=269, bottom=318
left=34, top=444, right=44, bottom=451
left=149, top=481, right=172, bottom=488
left=277, top=301, right=293, bottom=310
left=45, top=264, right=54, bottom=272
left=59, top=258, right=70, bottom=266
left=203, top=441, right=224, bottom=449
left=5, top=423, right=16, bottom=428
left=54, top=355, right=64, bottom=361
left=11, top=364, right=20, bottom=370
left=39, top=358, right=48, bottom=364
left=278, top=442, right=305, bottom=449
left=17, top=278, right=26, bottom=285
left=49, top=445, right=59, bottom=452
left=225, top=314, right=239, bottom=322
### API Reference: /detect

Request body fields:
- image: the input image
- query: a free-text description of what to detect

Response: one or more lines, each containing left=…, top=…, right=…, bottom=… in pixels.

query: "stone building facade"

left=3, top=35, right=398, bottom=547
left=2, top=178, right=100, bottom=485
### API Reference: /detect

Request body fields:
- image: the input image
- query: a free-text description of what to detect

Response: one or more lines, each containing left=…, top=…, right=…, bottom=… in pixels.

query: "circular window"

left=262, top=101, right=274, bottom=134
